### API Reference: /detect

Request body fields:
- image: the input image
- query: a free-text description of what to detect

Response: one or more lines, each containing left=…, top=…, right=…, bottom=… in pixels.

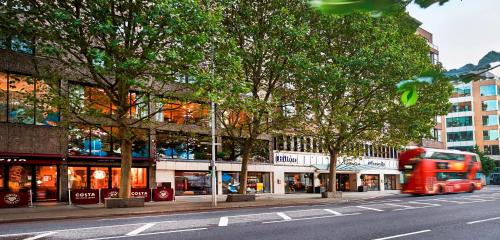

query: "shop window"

left=384, top=175, right=397, bottom=190
left=8, top=166, right=32, bottom=191
left=36, top=166, right=57, bottom=201
left=363, top=175, right=380, bottom=191
left=0, top=166, right=4, bottom=189
left=90, top=167, right=109, bottom=189
left=111, top=168, right=148, bottom=189
left=68, top=167, right=88, bottom=189
left=285, top=173, right=313, bottom=193
left=220, top=172, right=271, bottom=194
left=175, top=171, right=212, bottom=196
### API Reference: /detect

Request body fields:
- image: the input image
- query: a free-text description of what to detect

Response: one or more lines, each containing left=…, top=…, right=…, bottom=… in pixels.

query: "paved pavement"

left=0, top=187, right=499, bottom=239
left=0, top=191, right=399, bottom=223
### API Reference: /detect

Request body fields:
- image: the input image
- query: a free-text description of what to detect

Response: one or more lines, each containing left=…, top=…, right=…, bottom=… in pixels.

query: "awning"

left=312, top=164, right=395, bottom=173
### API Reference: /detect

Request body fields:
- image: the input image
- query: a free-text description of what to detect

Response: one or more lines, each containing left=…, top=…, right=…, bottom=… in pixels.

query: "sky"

left=407, top=0, right=500, bottom=71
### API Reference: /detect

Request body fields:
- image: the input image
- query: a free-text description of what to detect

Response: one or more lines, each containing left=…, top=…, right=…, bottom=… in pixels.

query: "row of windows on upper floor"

left=0, top=72, right=212, bottom=126
left=446, top=130, right=500, bottom=142
left=454, top=145, right=500, bottom=156
left=272, top=136, right=399, bottom=159
left=445, top=115, right=500, bottom=128
left=449, top=100, right=500, bottom=114
left=452, top=85, right=500, bottom=98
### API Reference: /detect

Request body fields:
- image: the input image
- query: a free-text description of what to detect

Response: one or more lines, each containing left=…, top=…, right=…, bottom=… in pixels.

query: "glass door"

left=36, top=166, right=58, bottom=201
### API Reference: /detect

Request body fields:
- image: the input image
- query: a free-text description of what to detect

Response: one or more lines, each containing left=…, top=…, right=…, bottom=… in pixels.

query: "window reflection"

left=8, top=74, right=35, bottom=124
left=0, top=73, right=7, bottom=122
left=68, top=167, right=87, bottom=189
left=156, top=131, right=211, bottom=160
left=111, top=168, right=147, bottom=189
left=8, top=166, right=32, bottom=191
left=90, top=167, right=109, bottom=189
left=157, top=99, right=209, bottom=126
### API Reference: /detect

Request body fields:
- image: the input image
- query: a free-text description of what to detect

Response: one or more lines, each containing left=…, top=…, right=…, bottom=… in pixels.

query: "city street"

left=0, top=188, right=499, bottom=240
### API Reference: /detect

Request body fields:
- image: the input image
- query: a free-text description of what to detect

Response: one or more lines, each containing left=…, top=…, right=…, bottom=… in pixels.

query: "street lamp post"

left=211, top=101, right=217, bottom=207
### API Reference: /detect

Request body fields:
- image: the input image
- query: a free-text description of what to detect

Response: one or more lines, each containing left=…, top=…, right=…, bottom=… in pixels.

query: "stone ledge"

left=321, top=192, right=343, bottom=199
left=226, top=194, right=256, bottom=202
left=105, top=198, right=145, bottom=208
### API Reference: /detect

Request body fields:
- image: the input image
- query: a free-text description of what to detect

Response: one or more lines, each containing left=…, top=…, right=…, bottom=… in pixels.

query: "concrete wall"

left=0, top=123, right=65, bottom=155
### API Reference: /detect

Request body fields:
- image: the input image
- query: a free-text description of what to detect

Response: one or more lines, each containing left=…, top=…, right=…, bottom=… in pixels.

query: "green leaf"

left=401, top=85, right=418, bottom=107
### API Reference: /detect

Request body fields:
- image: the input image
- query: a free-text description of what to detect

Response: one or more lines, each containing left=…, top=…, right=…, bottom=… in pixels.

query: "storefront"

left=67, top=165, right=149, bottom=190
left=221, top=171, right=271, bottom=194
left=384, top=174, right=398, bottom=190
left=284, top=173, right=313, bottom=193
left=0, top=154, right=62, bottom=202
left=318, top=173, right=353, bottom=192
left=362, top=174, right=380, bottom=191
left=175, top=171, right=212, bottom=196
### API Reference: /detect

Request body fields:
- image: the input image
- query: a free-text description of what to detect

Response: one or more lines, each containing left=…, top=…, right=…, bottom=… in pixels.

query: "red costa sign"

left=71, top=189, right=99, bottom=204
left=153, top=188, right=174, bottom=201
left=101, top=188, right=150, bottom=202
left=0, top=190, right=29, bottom=208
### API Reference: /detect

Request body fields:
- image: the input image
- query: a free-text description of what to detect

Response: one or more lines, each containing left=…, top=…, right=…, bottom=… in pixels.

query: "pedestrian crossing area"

left=1, top=192, right=500, bottom=240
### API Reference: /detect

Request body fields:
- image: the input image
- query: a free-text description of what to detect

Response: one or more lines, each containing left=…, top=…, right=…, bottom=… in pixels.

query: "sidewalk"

left=0, top=191, right=400, bottom=224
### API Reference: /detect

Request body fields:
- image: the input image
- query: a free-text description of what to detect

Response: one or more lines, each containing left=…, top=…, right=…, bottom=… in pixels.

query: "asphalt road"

left=1, top=188, right=500, bottom=240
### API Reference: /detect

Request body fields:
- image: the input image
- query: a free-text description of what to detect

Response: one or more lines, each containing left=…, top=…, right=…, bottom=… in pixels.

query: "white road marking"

left=126, top=223, right=156, bottom=236
left=372, top=229, right=431, bottom=240
left=98, top=210, right=229, bottom=221
left=467, top=216, right=500, bottom=224
left=0, top=221, right=174, bottom=238
left=324, top=209, right=343, bottom=216
left=385, top=203, right=414, bottom=209
left=277, top=212, right=292, bottom=220
left=23, top=232, right=57, bottom=240
left=356, top=206, right=384, bottom=212
left=218, top=217, right=229, bottom=226
left=431, top=199, right=470, bottom=204
left=84, top=228, right=208, bottom=240
left=409, top=201, right=441, bottom=207
left=262, top=213, right=361, bottom=224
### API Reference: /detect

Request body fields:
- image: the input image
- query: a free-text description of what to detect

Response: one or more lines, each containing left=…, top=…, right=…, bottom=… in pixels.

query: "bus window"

left=421, top=151, right=465, bottom=161
left=437, top=172, right=466, bottom=181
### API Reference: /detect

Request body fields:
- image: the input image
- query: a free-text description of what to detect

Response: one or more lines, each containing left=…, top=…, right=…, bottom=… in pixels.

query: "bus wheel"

left=468, top=184, right=475, bottom=193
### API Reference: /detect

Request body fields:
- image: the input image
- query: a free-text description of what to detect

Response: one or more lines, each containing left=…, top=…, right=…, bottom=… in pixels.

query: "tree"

left=473, top=146, right=496, bottom=179
left=4, top=0, right=217, bottom=199
left=205, top=0, right=312, bottom=194
left=292, top=12, right=452, bottom=196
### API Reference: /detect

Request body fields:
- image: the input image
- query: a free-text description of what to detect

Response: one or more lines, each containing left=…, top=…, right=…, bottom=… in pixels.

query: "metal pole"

left=211, top=101, right=217, bottom=207
left=68, top=189, right=72, bottom=205
left=29, top=189, right=34, bottom=208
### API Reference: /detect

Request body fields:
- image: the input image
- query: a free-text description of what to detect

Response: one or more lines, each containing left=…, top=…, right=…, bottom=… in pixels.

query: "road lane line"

left=356, top=206, right=384, bottom=212
left=84, top=228, right=208, bottom=240
left=467, top=216, right=500, bottom=224
left=126, top=223, right=156, bottom=236
left=324, top=209, right=343, bottom=216
left=218, top=217, right=229, bottom=226
left=24, top=232, right=57, bottom=240
left=98, top=210, right=230, bottom=221
left=277, top=212, right=292, bottom=220
left=262, top=213, right=361, bottom=224
left=409, top=201, right=441, bottom=207
left=431, top=199, right=470, bottom=204
left=385, top=203, right=414, bottom=209
left=372, top=230, right=431, bottom=240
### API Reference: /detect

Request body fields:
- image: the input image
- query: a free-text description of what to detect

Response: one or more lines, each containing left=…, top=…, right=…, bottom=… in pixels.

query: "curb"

left=0, top=199, right=350, bottom=224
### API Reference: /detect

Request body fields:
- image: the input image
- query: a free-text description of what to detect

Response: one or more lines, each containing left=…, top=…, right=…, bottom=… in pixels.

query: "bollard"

left=29, top=189, right=34, bottom=208
left=98, top=188, right=102, bottom=205
left=150, top=188, right=154, bottom=202
left=68, top=189, right=72, bottom=205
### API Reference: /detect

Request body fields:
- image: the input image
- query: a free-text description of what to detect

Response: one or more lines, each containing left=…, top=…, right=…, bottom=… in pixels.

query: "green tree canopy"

left=292, top=12, right=452, bottom=195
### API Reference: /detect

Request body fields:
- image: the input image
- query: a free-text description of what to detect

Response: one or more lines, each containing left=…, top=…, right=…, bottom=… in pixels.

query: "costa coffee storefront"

left=0, top=154, right=63, bottom=207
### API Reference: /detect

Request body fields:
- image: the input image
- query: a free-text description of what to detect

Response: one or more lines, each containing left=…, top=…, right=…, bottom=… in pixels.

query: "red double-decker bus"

left=399, top=147, right=483, bottom=195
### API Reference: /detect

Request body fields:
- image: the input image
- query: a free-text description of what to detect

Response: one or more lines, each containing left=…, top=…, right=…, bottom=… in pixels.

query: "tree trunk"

left=119, top=126, right=133, bottom=199
left=327, top=149, right=338, bottom=193
left=238, top=141, right=252, bottom=194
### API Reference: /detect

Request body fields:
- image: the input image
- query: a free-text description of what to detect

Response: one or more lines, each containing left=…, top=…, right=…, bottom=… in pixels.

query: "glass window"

left=450, top=102, right=472, bottom=113
left=480, top=85, right=497, bottom=96
left=68, top=167, right=88, bottom=190
left=484, top=145, right=500, bottom=155
left=446, top=116, right=473, bottom=127
left=437, top=172, right=466, bottom=181
left=0, top=73, right=7, bottom=122
left=363, top=175, right=380, bottom=191
left=132, top=129, right=150, bottom=158
left=448, top=146, right=474, bottom=152
left=112, top=167, right=149, bottom=189
left=484, top=130, right=500, bottom=141
left=111, top=168, right=121, bottom=189
left=447, top=131, right=474, bottom=142
left=8, top=74, right=35, bottom=124
left=220, top=172, right=271, bottom=194
left=84, top=86, right=113, bottom=115
left=451, top=86, right=471, bottom=98
left=175, top=171, right=212, bottom=196
left=129, top=92, right=149, bottom=119
left=157, top=131, right=210, bottom=160
left=36, top=166, right=57, bottom=200
left=90, top=167, right=109, bottom=189
left=483, top=115, right=499, bottom=126
left=0, top=166, right=4, bottom=189
left=384, top=175, right=398, bottom=190
left=35, top=80, right=59, bottom=126
left=482, top=100, right=498, bottom=111
left=68, top=124, right=91, bottom=156
left=10, top=36, right=33, bottom=54
left=284, top=173, right=314, bottom=193
left=8, top=166, right=32, bottom=191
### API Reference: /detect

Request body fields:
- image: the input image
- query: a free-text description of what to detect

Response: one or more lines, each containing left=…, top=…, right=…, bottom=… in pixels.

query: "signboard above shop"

left=273, top=151, right=398, bottom=169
